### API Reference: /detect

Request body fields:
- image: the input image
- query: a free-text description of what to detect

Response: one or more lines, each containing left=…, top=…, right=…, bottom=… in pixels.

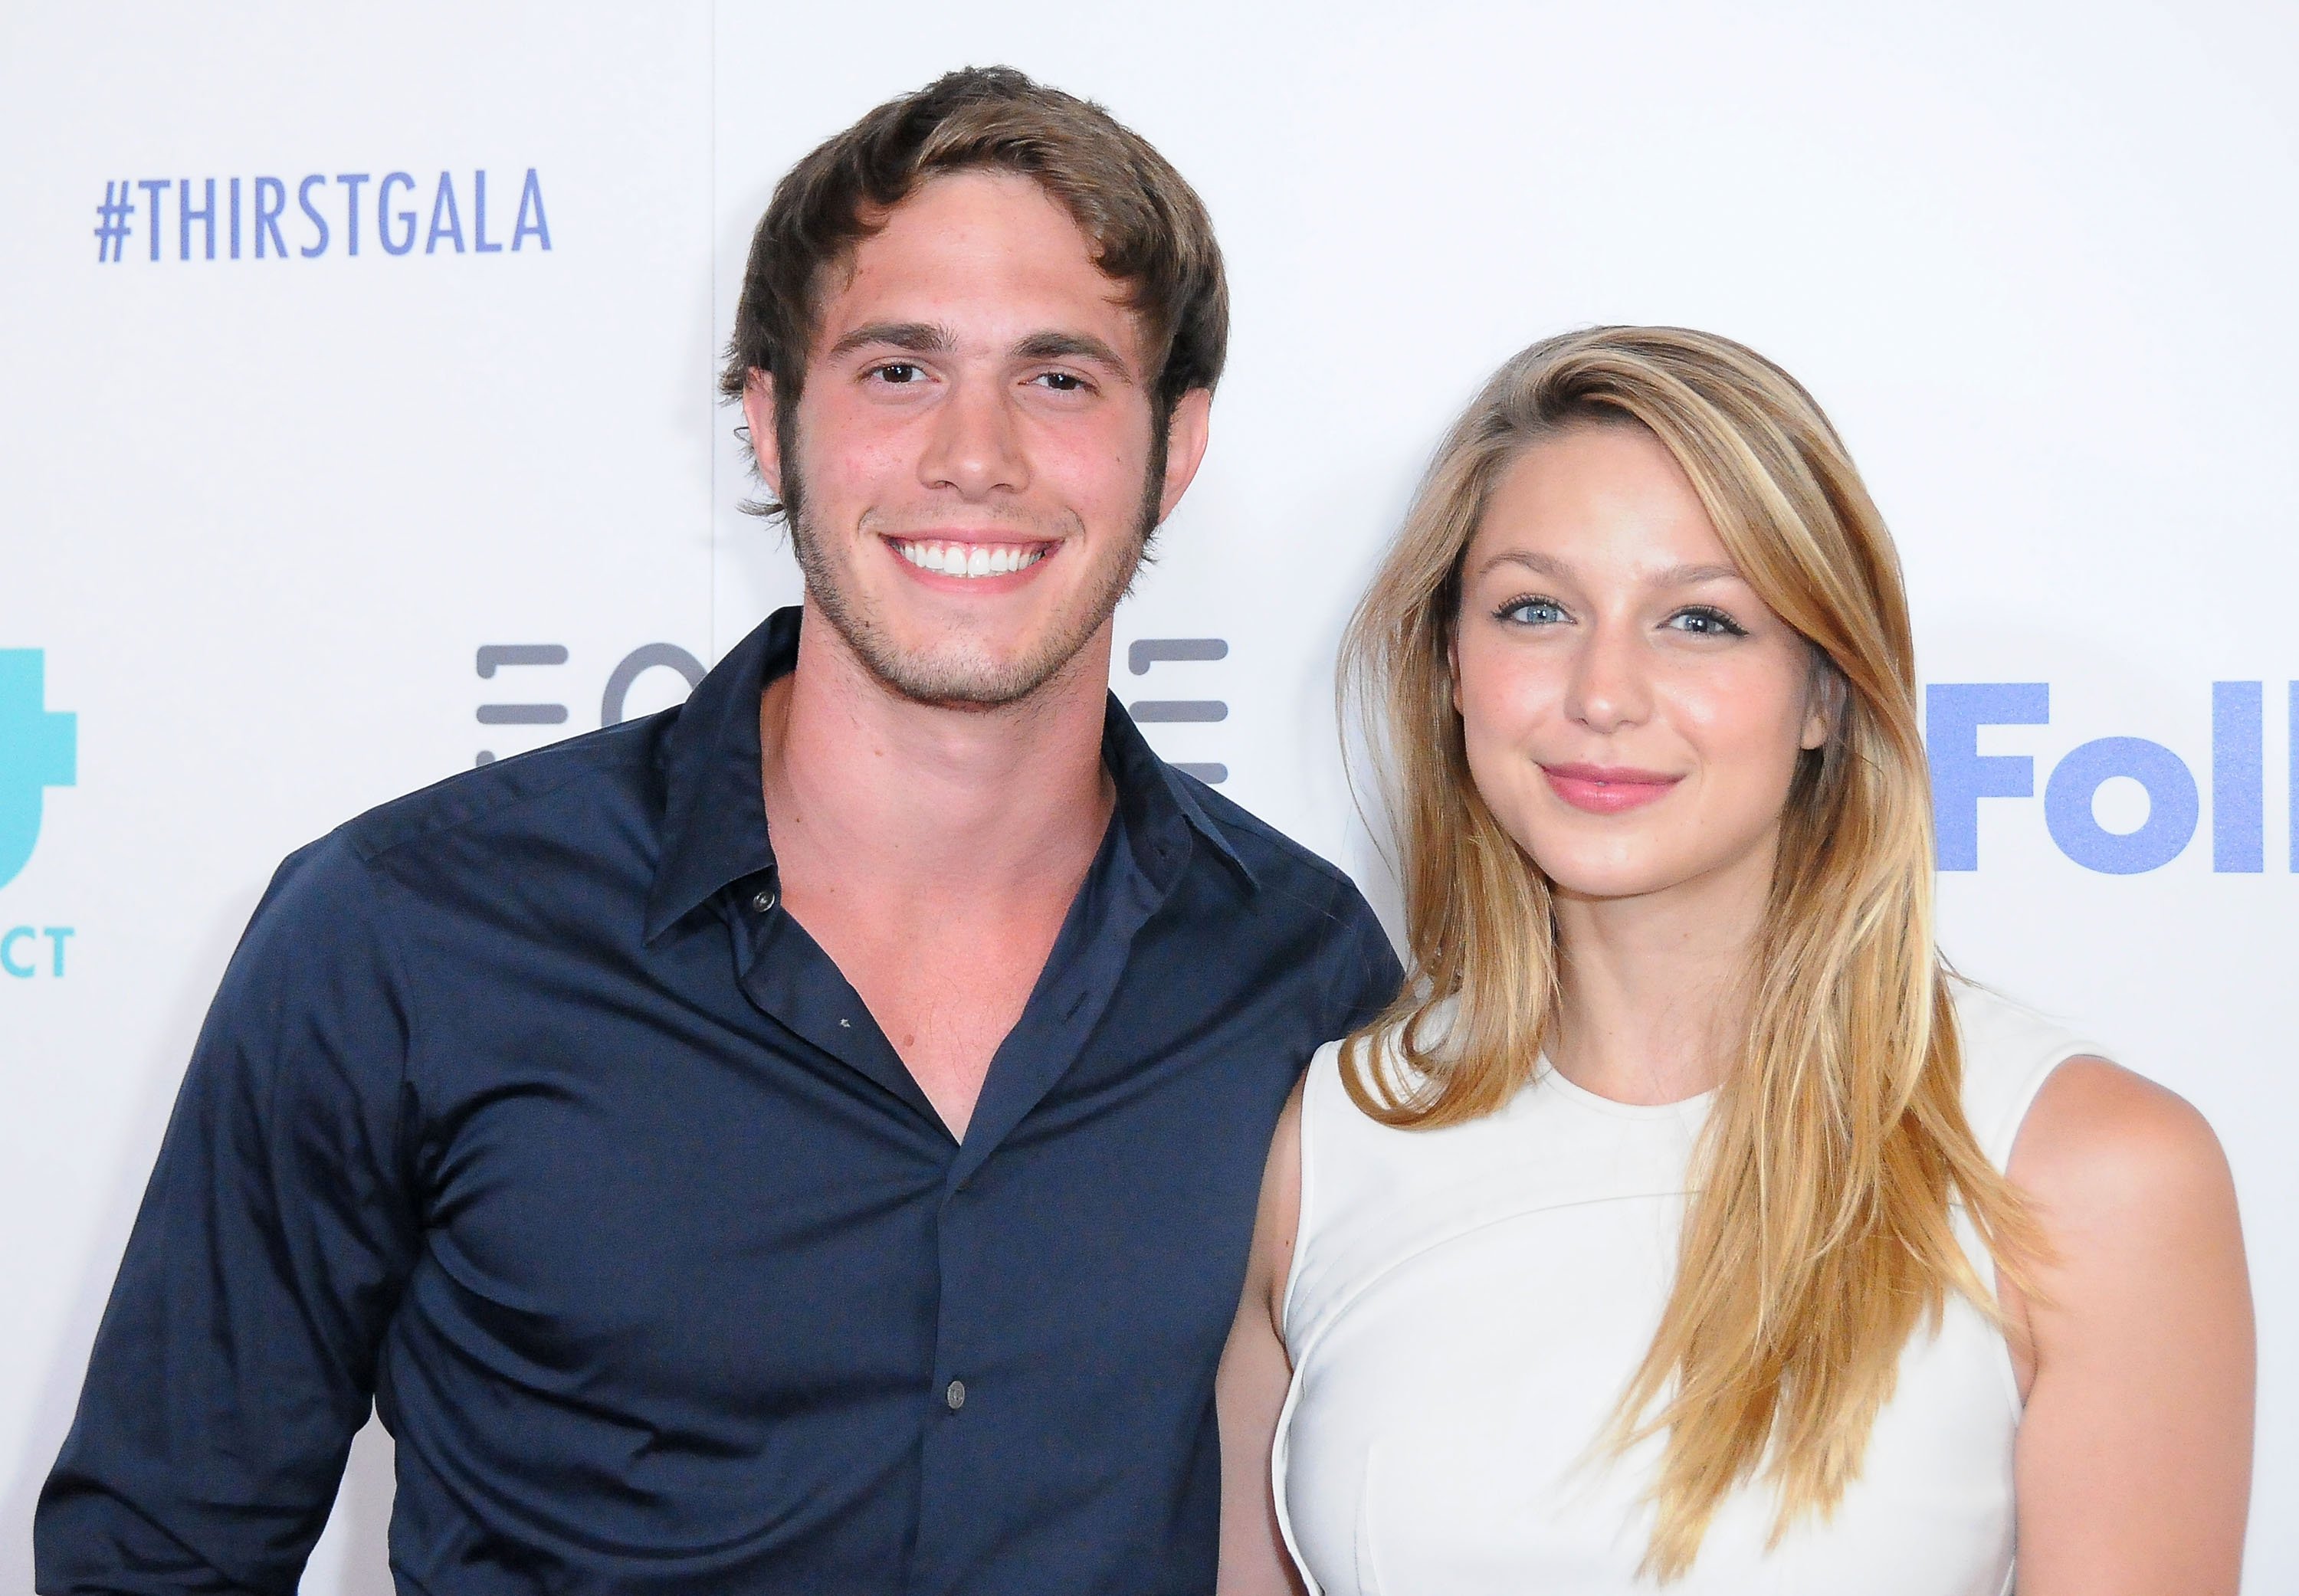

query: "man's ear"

left=741, top=370, right=783, bottom=501
left=1155, top=387, right=1214, bottom=524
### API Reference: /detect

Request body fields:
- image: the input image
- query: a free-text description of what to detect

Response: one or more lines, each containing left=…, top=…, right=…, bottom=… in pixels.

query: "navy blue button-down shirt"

left=38, top=607, right=1400, bottom=1596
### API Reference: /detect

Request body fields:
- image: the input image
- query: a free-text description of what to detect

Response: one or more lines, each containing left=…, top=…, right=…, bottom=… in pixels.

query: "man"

left=38, top=67, right=1398, bottom=1594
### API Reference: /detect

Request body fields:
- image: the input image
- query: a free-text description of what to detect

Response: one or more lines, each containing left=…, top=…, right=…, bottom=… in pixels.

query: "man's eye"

left=1668, top=605, right=1748, bottom=637
left=1497, top=597, right=1566, bottom=626
left=1033, top=371, right=1087, bottom=392
left=871, top=363, right=923, bottom=385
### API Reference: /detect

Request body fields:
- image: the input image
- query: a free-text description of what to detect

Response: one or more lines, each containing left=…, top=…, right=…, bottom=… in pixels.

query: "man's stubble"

left=779, top=410, right=1171, bottom=712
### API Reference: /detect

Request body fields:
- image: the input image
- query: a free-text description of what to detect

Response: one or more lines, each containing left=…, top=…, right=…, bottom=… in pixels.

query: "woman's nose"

left=1562, top=623, right=1652, bottom=733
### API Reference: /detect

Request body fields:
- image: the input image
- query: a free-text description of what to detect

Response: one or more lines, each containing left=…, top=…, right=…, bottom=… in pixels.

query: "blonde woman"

left=1215, top=328, right=2252, bottom=1594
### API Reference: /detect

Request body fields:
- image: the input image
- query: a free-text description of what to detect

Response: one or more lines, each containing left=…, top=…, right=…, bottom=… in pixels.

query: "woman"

left=1215, top=328, right=2252, bottom=1594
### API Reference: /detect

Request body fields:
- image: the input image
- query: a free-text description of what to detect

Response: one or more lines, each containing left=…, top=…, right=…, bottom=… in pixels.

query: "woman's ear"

left=1801, top=652, right=1846, bottom=750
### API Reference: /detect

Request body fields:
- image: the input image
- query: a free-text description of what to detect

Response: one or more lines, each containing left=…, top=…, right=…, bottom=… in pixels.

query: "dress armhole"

left=1975, top=1028, right=2113, bottom=1416
left=1279, top=1039, right=1339, bottom=1346
left=1986, top=1038, right=2111, bottom=1173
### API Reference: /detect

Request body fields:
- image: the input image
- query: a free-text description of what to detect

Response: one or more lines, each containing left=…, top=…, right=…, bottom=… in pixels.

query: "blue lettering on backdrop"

left=0, top=928, right=72, bottom=979
left=254, top=176, right=287, bottom=259
left=136, top=179, right=169, bottom=262
left=297, top=175, right=330, bottom=257
left=179, top=178, right=215, bottom=261
left=2044, top=736, right=2199, bottom=874
left=513, top=167, right=550, bottom=251
left=0, top=651, right=76, bottom=892
left=2213, top=681, right=2264, bottom=872
left=1929, top=680, right=2284, bottom=875
left=336, top=172, right=369, bottom=256
left=94, top=170, right=547, bottom=263
left=426, top=171, right=464, bottom=254
left=379, top=172, right=416, bottom=256
left=1927, top=683, right=2049, bottom=870
left=472, top=170, right=502, bottom=253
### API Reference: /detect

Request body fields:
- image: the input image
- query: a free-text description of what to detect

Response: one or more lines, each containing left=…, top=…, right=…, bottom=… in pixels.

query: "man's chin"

left=794, top=517, right=1135, bottom=714
left=864, top=639, right=1078, bottom=710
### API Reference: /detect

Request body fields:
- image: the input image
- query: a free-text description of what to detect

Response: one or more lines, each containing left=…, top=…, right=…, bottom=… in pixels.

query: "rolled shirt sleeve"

left=38, top=834, right=421, bottom=1594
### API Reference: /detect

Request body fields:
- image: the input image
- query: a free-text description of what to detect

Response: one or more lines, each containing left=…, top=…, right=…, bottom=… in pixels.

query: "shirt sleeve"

left=36, top=834, right=422, bottom=1595
left=1317, top=874, right=1403, bottom=1043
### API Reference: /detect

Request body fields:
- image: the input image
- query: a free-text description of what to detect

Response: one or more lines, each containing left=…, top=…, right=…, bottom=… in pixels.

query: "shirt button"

left=944, top=1378, right=967, bottom=1412
left=749, top=887, right=777, bottom=913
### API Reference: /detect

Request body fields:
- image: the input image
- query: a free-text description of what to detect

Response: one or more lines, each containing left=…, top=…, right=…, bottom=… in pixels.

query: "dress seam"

left=1284, top=1185, right=1694, bottom=1375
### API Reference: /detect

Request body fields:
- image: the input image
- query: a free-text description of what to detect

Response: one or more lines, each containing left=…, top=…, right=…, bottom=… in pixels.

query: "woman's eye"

left=1668, top=605, right=1748, bottom=637
left=1497, top=597, right=1567, bottom=626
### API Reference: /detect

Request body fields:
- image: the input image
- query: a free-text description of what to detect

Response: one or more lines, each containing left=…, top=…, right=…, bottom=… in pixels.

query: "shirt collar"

left=644, top=606, right=1255, bottom=942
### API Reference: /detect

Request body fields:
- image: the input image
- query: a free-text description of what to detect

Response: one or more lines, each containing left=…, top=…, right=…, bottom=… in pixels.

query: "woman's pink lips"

left=1540, top=763, right=1682, bottom=814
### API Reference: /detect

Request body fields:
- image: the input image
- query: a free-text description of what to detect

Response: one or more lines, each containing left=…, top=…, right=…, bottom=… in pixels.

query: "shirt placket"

left=904, top=814, right=1183, bottom=1593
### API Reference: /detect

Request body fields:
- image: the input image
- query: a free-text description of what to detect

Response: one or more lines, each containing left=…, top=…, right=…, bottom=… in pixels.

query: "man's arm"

left=37, top=835, right=422, bottom=1595
left=1317, top=876, right=1402, bottom=1043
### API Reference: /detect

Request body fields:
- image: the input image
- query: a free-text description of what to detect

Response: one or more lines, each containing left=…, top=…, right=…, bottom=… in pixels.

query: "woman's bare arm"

left=1215, top=1081, right=1309, bottom=1596
left=2004, top=1055, right=2253, bottom=1595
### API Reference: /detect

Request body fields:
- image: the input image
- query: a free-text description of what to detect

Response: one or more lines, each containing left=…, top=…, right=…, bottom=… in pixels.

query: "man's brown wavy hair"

left=720, top=65, right=1228, bottom=521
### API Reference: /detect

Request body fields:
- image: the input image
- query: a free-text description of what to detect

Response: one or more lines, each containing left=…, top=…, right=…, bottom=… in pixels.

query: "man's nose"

left=1562, top=621, right=1653, bottom=734
left=918, top=376, right=1028, bottom=500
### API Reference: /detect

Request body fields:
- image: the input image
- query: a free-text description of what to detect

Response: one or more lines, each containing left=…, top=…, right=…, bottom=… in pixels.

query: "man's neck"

left=759, top=601, right=1117, bottom=923
left=757, top=601, right=1120, bottom=1139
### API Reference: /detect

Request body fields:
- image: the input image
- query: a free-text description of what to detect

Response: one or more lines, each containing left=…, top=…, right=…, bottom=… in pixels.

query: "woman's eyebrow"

left=1650, top=562, right=1744, bottom=587
left=1475, top=549, right=1572, bottom=582
left=1470, top=554, right=1745, bottom=587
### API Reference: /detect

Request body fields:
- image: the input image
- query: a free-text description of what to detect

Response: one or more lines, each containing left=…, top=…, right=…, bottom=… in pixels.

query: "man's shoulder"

left=1168, top=768, right=1365, bottom=916
left=336, top=714, right=667, bottom=870
left=1166, top=769, right=1402, bottom=1031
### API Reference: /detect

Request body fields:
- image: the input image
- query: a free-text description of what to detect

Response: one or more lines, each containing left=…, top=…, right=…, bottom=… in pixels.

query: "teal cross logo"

left=0, top=651, right=76, bottom=890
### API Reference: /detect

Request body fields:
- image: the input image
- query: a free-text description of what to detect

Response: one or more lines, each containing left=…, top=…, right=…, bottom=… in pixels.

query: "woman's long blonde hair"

left=1339, top=326, right=2039, bottom=1577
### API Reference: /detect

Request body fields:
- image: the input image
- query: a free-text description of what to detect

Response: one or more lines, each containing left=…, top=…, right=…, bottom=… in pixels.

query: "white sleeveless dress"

left=1274, top=979, right=2104, bottom=1595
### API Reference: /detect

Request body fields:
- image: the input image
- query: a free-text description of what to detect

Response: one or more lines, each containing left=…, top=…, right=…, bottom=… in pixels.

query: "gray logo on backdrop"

left=1127, top=638, right=1228, bottom=784
left=472, top=638, right=1233, bottom=782
left=474, top=644, right=706, bottom=766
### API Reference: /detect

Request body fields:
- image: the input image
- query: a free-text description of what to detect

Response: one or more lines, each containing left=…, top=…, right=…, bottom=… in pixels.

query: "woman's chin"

left=1535, top=857, right=1690, bottom=905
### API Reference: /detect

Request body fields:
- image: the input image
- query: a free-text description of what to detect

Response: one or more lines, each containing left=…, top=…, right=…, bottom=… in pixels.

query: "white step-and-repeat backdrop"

left=4, top=3, right=2291, bottom=1588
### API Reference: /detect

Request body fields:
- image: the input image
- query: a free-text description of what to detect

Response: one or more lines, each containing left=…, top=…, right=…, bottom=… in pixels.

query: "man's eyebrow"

left=826, top=321, right=954, bottom=360
left=1014, top=330, right=1136, bottom=380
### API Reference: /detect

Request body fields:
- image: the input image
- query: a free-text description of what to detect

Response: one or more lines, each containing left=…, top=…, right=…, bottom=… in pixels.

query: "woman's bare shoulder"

left=2009, top=1055, right=2233, bottom=1227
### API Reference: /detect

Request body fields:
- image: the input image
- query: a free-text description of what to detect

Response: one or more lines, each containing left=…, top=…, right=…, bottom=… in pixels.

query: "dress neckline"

left=1533, top=1057, right=1717, bottom=1122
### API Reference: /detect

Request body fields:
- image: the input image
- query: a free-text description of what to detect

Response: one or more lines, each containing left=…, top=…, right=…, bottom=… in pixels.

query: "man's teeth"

left=893, top=540, right=1050, bottom=578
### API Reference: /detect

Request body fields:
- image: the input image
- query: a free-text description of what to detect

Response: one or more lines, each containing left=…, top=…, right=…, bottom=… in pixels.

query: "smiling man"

left=38, top=67, right=1399, bottom=1596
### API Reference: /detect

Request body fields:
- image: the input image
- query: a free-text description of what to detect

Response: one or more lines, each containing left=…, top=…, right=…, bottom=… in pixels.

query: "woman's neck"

left=1546, top=840, right=1777, bottom=1106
